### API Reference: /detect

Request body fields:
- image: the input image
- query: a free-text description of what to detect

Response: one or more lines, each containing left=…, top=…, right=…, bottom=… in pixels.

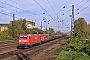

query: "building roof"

left=0, top=24, right=8, bottom=26
left=10, top=20, right=35, bottom=26
left=26, top=21, right=35, bottom=26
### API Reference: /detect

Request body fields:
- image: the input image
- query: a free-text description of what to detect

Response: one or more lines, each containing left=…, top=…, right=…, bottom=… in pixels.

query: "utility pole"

left=46, top=23, right=47, bottom=32
left=71, top=5, right=75, bottom=37
left=12, top=14, right=15, bottom=38
left=41, top=22, right=42, bottom=30
left=13, top=14, right=15, bottom=21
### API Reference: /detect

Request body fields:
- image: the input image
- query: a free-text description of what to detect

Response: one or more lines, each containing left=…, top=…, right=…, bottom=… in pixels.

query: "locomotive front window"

left=20, top=36, right=27, bottom=39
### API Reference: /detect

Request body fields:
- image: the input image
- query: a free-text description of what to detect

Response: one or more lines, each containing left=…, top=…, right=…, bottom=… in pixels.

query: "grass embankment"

left=56, top=37, right=90, bottom=60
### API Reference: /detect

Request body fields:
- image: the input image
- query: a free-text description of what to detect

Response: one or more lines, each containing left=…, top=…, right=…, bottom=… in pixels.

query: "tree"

left=56, top=31, right=62, bottom=36
left=26, top=28, right=43, bottom=34
left=74, top=18, right=88, bottom=36
left=46, top=28, right=56, bottom=36
left=87, top=24, right=90, bottom=35
left=8, top=19, right=26, bottom=38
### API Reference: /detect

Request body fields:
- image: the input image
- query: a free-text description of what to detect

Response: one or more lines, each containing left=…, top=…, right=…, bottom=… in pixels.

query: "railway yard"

left=0, top=35, right=69, bottom=60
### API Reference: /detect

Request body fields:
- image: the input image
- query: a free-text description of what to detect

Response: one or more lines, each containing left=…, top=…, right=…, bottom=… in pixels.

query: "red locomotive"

left=17, top=34, right=49, bottom=49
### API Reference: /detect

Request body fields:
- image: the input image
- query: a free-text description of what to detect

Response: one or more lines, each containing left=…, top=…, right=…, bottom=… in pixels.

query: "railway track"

left=0, top=35, right=69, bottom=60
left=0, top=41, right=17, bottom=54
left=0, top=41, right=17, bottom=48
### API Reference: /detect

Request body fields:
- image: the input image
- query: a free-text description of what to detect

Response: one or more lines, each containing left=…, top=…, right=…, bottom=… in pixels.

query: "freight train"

left=17, top=34, right=65, bottom=49
left=17, top=34, right=51, bottom=49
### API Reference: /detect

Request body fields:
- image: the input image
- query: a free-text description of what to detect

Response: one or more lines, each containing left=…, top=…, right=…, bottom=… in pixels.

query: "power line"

left=34, top=0, right=55, bottom=21
left=51, top=0, right=72, bottom=26
left=76, top=3, right=90, bottom=15
left=0, top=0, right=38, bottom=21
left=0, top=10, right=19, bottom=19
left=46, top=0, right=56, bottom=15
left=0, top=11, right=12, bottom=17
left=1, top=0, right=36, bottom=17
left=55, top=0, right=85, bottom=18
left=0, top=0, right=21, bottom=18
left=1, top=0, right=21, bottom=10
left=75, top=0, right=84, bottom=6
left=60, top=9, right=71, bottom=17
left=58, top=0, right=86, bottom=16
left=77, top=0, right=89, bottom=10
left=65, top=0, right=72, bottom=6
left=55, top=0, right=72, bottom=16
left=33, top=0, right=60, bottom=28
left=9, top=0, right=31, bottom=13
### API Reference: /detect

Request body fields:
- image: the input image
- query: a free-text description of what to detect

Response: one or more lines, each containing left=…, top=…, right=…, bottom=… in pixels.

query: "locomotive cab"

left=17, top=34, right=30, bottom=49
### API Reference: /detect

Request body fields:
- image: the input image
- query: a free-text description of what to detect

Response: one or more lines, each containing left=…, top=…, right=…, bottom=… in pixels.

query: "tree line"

left=74, top=17, right=90, bottom=38
left=1, top=17, right=89, bottom=41
left=0, top=19, right=60, bottom=41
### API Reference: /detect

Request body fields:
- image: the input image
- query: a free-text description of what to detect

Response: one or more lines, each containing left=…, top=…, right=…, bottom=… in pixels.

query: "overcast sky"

left=0, top=0, right=90, bottom=33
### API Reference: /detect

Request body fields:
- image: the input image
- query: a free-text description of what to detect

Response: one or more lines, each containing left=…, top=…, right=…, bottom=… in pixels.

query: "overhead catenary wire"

left=0, top=0, right=22, bottom=18
left=0, top=0, right=43, bottom=23
left=58, top=0, right=72, bottom=13
left=65, top=0, right=72, bottom=6
left=55, top=0, right=85, bottom=18
left=33, top=0, right=61, bottom=31
left=34, top=0, right=55, bottom=21
left=75, top=0, right=84, bottom=7
left=80, top=3, right=90, bottom=12
left=52, top=0, right=72, bottom=26
left=77, top=0, right=89, bottom=10
left=1, top=0, right=21, bottom=10
left=61, top=0, right=84, bottom=15
left=10, top=0, right=18, bottom=12
left=0, top=11, right=12, bottom=17
left=55, top=0, right=85, bottom=33
left=55, top=20, right=69, bottom=33
left=10, top=0, right=32, bottom=9
left=1, top=0, right=36, bottom=17
left=55, top=0, right=72, bottom=16
left=57, top=0, right=88, bottom=17
left=76, top=3, right=90, bottom=15
left=50, top=0, right=85, bottom=32
left=0, top=11, right=19, bottom=19
left=46, top=0, right=56, bottom=15
left=0, top=0, right=37, bottom=21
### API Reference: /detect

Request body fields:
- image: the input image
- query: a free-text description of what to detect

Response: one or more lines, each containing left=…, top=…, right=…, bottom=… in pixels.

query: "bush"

left=56, top=50, right=90, bottom=60
left=56, top=36, right=90, bottom=60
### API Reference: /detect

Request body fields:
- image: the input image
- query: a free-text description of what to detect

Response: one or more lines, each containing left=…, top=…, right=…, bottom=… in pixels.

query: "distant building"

left=26, top=21, right=35, bottom=29
left=0, top=20, right=35, bottom=32
left=0, top=24, right=8, bottom=32
left=10, top=20, right=35, bottom=29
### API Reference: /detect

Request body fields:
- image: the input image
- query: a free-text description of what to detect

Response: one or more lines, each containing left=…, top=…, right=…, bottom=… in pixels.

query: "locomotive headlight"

left=25, top=40, right=27, bottom=42
left=19, top=40, right=21, bottom=42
